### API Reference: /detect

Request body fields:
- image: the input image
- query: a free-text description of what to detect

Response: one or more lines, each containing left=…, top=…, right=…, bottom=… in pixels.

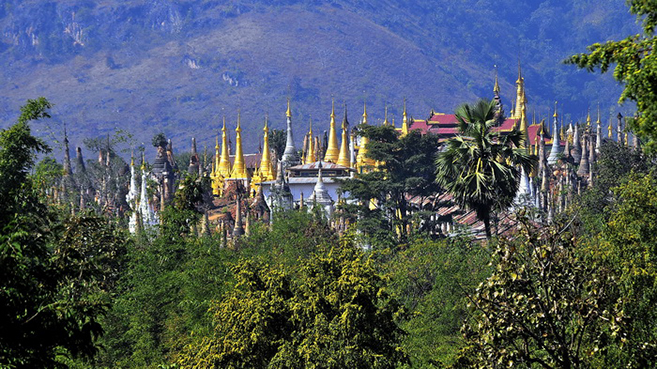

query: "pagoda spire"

left=305, top=117, right=316, bottom=164
left=309, top=161, right=334, bottom=219
left=139, top=153, right=156, bottom=228
left=608, top=116, right=613, bottom=139
left=337, top=104, right=351, bottom=167
left=383, top=104, right=389, bottom=126
left=596, top=105, right=602, bottom=153
left=356, top=102, right=373, bottom=173
left=259, top=116, right=274, bottom=181
left=519, top=94, right=529, bottom=149
left=572, top=121, right=582, bottom=163
left=615, top=113, right=622, bottom=144
left=547, top=101, right=563, bottom=165
left=324, top=99, right=339, bottom=162
left=127, top=151, right=138, bottom=205
left=212, top=136, right=218, bottom=177
left=493, top=65, right=501, bottom=96
left=493, top=65, right=503, bottom=115
left=231, top=110, right=248, bottom=179
left=218, top=117, right=232, bottom=178
left=401, top=98, right=409, bottom=136
left=577, top=135, right=590, bottom=178
left=514, top=60, right=524, bottom=119
left=233, top=196, right=245, bottom=237
left=63, top=125, right=72, bottom=176
left=281, top=99, right=300, bottom=168
left=563, top=127, right=572, bottom=162
left=538, top=124, right=546, bottom=179
left=590, top=125, right=597, bottom=165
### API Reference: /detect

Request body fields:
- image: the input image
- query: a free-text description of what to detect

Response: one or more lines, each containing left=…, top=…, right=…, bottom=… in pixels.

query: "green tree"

left=175, top=243, right=409, bottom=369
left=455, top=219, right=613, bottom=369
left=152, top=132, right=168, bottom=149
left=340, top=125, right=442, bottom=245
left=435, top=99, right=535, bottom=239
left=387, top=237, right=491, bottom=368
left=269, top=128, right=287, bottom=160
left=566, top=1, right=657, bottom=151
left=0, top=97, right=51, bottom=223
left=33, top=155, right=64, bottom=202
left=576, top=141, right=652, bottom=233
left=585, top=172, right=657, bottom=367
left=0, top=98, right=129, bottom=368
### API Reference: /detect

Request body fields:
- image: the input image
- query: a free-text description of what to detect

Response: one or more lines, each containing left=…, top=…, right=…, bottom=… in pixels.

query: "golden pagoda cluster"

left=210, top=113, right=277, bottom=197
left=209, top=98, right=411, bottom=198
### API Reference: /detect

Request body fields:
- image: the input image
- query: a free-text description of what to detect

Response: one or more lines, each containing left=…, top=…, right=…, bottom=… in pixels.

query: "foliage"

left=173, top=174, right=211, bottom=213
left=456, top=219, right=613, bottom=369
left=83, top=129, right=134, bottom=156
left=387, top=237, right=491, bottom=368
left=566, top=0, right=657, bottom=151
left=0, top=98, right=131, bottom=368
left=33, top=155, right=64, bottom=200
left=269, top=128, right=287, bottom=160
left=152, top=132, right=168, bottom=149
left=1, top=213, right=128, bottom=369
left=576, top=140, right=653, bottom=232
left=340, top=125, right=442, bottom=245
left=435, top=99, right=535, bottom=239
left=175, top=243, right=409, bottom=369
left=0, top=97, right=51, bottom=223
left=93, top=209, right=338, bottom=368
left=238, top=209, right=338, bottom=265
left=585, top=172, right=657, bottom=367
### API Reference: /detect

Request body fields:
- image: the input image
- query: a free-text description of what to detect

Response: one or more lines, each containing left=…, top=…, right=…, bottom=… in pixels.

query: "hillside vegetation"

left=0, top=0, right=637, bottom=154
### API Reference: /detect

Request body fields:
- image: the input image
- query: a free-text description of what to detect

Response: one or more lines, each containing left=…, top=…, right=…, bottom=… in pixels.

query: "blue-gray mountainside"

left=0, top=0, right=637, bottom=155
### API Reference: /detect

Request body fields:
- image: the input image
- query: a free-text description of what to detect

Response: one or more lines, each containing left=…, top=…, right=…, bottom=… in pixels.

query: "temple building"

left=49, top=62, right=634, bottom=240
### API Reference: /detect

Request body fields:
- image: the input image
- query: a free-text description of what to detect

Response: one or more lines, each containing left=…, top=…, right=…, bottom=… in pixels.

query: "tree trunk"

left=483, top=215, right=492, bottom=239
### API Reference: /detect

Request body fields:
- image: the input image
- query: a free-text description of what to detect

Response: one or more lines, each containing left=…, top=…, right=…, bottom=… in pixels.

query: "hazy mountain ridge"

left=0, top=0, right=638, bottom=156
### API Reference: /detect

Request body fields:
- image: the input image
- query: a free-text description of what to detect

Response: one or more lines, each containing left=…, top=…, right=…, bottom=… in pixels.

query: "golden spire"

left=231, top=110, right=247, bottom=179
left=131, top=151, right=135, bottom=167
left=514, top=60, right=524, bottom=119
left=337, top=104, right=351, bottom=167
left=519, top=96, right=528, bottom=148
left=217, top=117, right=231, bottom=178
left=401, top=98, right=409, bottom=136
left=553, top=101, right=558, bottom=118
left=140, top=153, right=146, bottom=171
left=383, top=104, right=389, bottom=126
left=493, top=65, right=500, bottom=96
left=586, top=108, right=592, bottom=128
left=212, top=135, right=218, bottom=175
left=259, top=116, right=274, bottom=181
left=596, top=105, right=601, bottom=125
left=286, top=98, right=291, bottom=118
left=324, top=99, right=339, bottom=162
left=357, top=102, right=372, bottom=172
left=534, top=140, right=539, bottom=156
left=608, top=117, right=613, bottom=138
left=305, top=117, right=316, bottom=164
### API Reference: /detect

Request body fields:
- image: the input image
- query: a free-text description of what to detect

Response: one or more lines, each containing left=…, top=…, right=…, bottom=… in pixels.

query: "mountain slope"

left=0, top=0, right=637, bottom=155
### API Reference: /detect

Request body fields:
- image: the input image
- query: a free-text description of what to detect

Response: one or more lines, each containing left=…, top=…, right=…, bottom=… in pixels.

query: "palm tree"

left=435, top=99, right=535, bottom=239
